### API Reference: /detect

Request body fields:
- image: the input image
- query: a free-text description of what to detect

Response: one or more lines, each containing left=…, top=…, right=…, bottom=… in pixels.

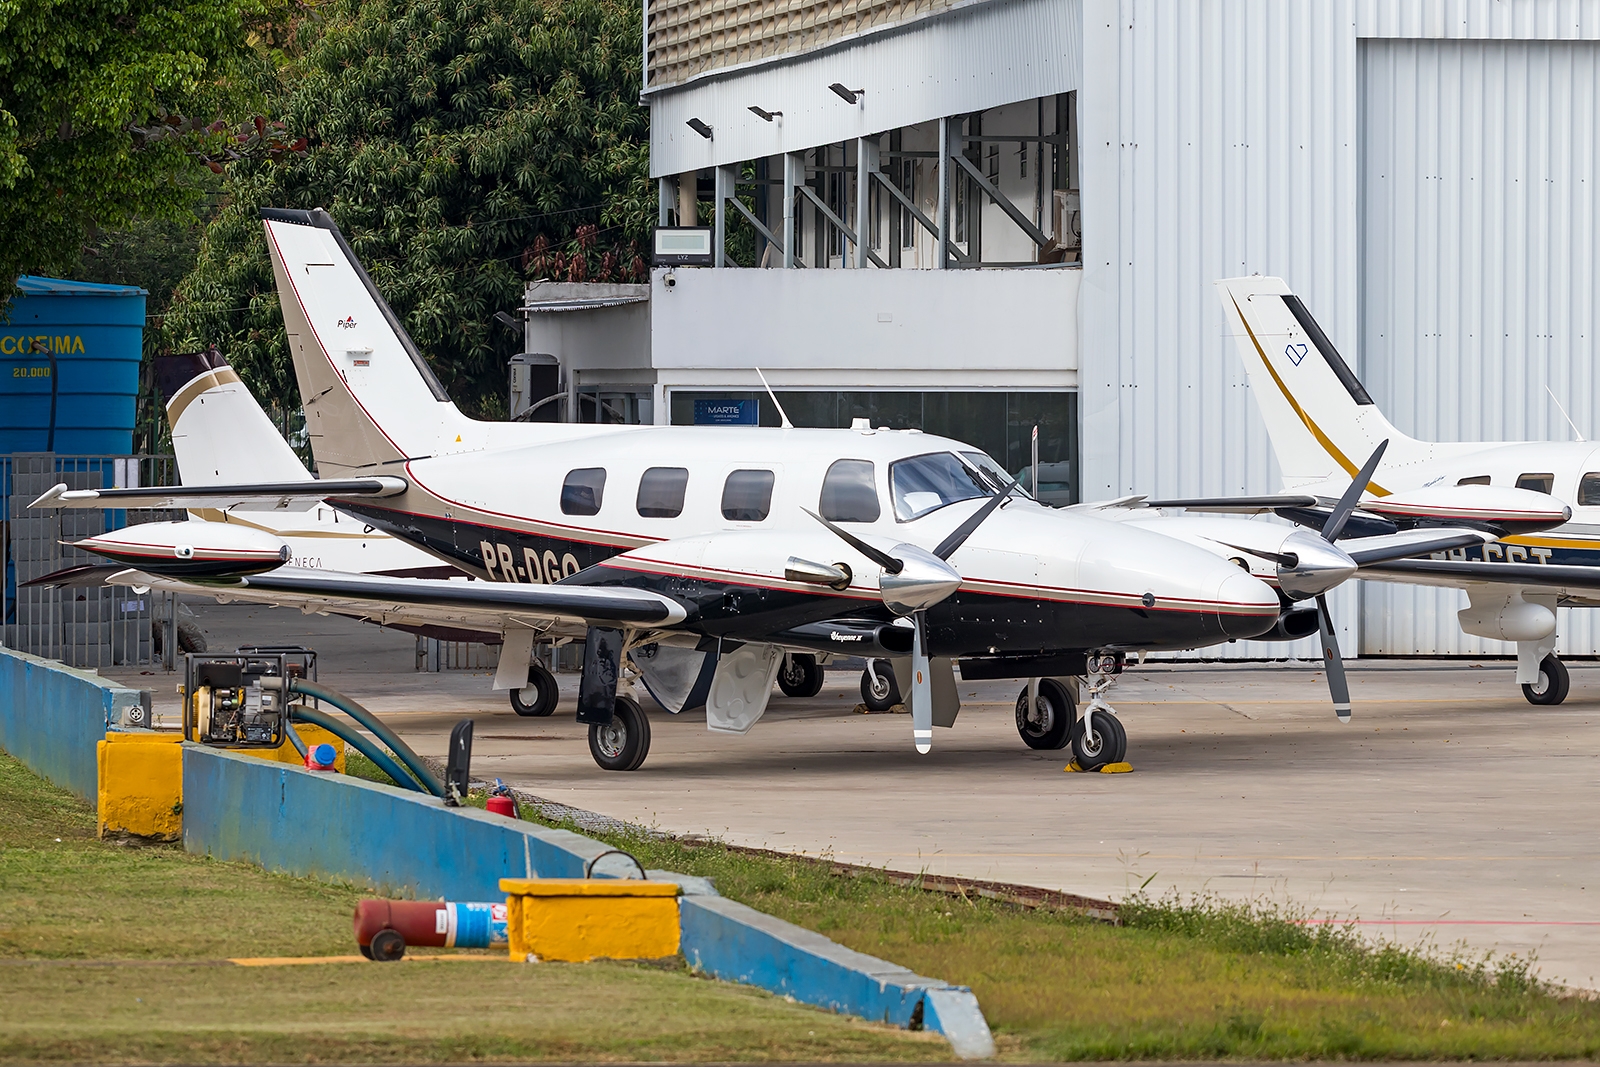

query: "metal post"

left=713, top=165, right=729, bottom=267
left=937, top=117, right=951, bottom=269
left=678, top=171, right=698, bottom=226
left=657, top=176, right=671, bottom=226
left=855, top=136, right=877, bottom=268
left=782, top=153, right=799, bottom=268
left=165, top=591, right=177, bottom=672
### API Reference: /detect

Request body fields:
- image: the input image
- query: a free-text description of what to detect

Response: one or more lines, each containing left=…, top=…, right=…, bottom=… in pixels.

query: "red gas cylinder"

left=485, top=794, right=516, bottom=817
left=353, top=899, right=507, bottom=960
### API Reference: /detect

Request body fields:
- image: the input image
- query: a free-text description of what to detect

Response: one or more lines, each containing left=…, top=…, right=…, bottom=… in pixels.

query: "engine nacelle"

left=73, top=521, right=290, bottom=577
left=1251, top=605, right=1322, bottom=643
left=1457, top=590, right=1557, bottom=643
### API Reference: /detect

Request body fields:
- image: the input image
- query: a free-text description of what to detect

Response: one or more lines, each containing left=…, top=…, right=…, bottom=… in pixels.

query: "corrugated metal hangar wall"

left=1361, top=36, right=1600, bottom=654
left=1077, top=0, right=1600, bottom=658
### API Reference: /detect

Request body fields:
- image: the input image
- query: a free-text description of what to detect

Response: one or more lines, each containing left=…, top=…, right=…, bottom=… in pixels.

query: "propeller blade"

left=1321, top=440, right=1389, bottom=543
left=1316, top=594, right=1351, bottom=723
left=932, top=474, right=1024, bottom=561
left=911, top=612, right=933, bottom=754
left=1216, top=541, right=1298, bottom=569
left=802, top=509, right=903, bottom=574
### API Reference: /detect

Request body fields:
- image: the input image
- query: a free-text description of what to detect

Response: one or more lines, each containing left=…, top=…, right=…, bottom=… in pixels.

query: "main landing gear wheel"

left=860, top=660, right=901, bottom=711
left=1522, top=654, right=1570, bottom=706
left=1071, top=710, right=1127, bottom=771
left=1015, top=678, right=1075, bottom=750
left=777, top=653, right=825, bottom=698
left=588, top=694, right=651, bottom=771
left=509, top=661, right=559, bottom=717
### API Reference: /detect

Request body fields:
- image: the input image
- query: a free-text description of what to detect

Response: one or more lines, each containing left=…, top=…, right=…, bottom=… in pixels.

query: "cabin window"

left=722, top=470, right=775, bottom=521
left=1516, top=473, right=1555, bottom=494
left=636, top=467, right=689, bottom=518
left=1456, top=476, right=1491, bottom=486
left=560, top=468, right=606, bottom=516
left=1579, top=473, right=1600, bottom=506
left=819, top=459, right=880, bottom=523
left=890, top=451, right=989, bottom=521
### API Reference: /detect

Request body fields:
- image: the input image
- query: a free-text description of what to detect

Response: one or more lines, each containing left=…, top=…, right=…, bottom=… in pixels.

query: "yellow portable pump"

left=179, top=647, right=316, bottom=748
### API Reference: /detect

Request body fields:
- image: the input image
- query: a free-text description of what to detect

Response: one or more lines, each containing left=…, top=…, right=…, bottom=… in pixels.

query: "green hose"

left=287, top=679, right=445, bottom=798
left=288, top=705, right=424, bottom=792
left=282, top=714, right=309, bottom=759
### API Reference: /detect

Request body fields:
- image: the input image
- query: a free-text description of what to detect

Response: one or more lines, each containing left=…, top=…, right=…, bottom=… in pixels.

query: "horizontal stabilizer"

left=29, top=477, right=408, bottom=511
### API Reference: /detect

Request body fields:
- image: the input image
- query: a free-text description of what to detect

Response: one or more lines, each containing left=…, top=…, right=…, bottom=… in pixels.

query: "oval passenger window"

left=1579, top=473, right=1600, bottom=507
left=637, top=467, right=689, bottom=518
left=820, top=459, right=879, bottom=522
left=722, top=470, right=775, bottom=522
left=560, top=468, right=606, bottom=516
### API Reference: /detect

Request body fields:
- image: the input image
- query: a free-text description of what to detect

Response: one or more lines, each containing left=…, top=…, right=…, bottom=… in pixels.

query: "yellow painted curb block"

left=98, top=733, right=182, bottom=841
left=1064, top=761, right=1134, bottom=774
left=500, top=878, right=680, bottom=962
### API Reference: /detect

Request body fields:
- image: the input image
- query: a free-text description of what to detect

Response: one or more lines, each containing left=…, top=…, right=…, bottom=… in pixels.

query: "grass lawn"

left=0, top=748, right=948, bottom=1065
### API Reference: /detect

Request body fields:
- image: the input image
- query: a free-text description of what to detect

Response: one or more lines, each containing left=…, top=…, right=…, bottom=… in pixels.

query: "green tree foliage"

left=0, top=0, right=280, bottom=292
left=167, top=0, right=652, bottom=419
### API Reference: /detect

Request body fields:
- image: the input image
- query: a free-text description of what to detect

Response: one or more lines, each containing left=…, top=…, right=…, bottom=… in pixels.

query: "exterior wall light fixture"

left=686, top=117, right=713, bottom=139
left=748, top=106, right=782, bottom=121
left=828, top=83, right=864, bottom=104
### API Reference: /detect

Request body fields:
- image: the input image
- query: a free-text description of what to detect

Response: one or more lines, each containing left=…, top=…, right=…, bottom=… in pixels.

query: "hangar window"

left=722, top=469, right=775, bottom=521
left=1579, top=474, right=1600, bottom=506
left=1516, top=473, right=1555, bottom=494
left=820, top=459, right=879, bottom=523
left=560, top=468, right=606, bottom=516
left=890, top=452, right=989, bottom=521
left=1456, top=476, right=1490, bottom=486
left=637, top=467, right=689, bottom=518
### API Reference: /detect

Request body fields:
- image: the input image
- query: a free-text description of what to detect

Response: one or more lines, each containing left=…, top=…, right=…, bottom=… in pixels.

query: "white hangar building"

left=522, top=0, right=1600, bottom=659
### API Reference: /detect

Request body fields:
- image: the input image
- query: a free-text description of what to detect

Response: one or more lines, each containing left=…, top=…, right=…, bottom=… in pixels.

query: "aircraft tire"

left=860, top=661, right=901, bottom=711
left=510, top=662, right=559, bottom=717
left=1015, top=678, right=1075, bottom=750
left=589, top=694, right=651, bottom=771
left=777, top=654, right=825, bottom=698
left=1070, top=711, right=1126, bottom=771
left=1522, top=654, right=1570, bottom=706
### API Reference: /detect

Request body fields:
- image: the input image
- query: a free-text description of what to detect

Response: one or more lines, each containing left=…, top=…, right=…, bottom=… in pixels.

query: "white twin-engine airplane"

left=24, top=209, right=1553, bottom=772
left=1162, top=276, right=1600, bottom=707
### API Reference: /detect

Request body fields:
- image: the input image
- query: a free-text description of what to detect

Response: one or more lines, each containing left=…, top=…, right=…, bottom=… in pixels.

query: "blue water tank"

left=1, top=276, right=147, bottom=454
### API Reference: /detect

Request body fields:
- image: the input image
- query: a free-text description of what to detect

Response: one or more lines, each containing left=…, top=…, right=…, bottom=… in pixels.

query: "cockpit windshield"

left=960, top=451, right=1034, bottom=499
left=889, top=452, right=991, bottom=520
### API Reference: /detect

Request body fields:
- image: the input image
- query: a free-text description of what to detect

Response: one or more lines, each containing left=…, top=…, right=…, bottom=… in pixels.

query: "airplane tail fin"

left=260, top=208, right=472, bottom=478
left=155, top=351, right=313, bottom=486
left=1217, top=276, right=1425, bottom=491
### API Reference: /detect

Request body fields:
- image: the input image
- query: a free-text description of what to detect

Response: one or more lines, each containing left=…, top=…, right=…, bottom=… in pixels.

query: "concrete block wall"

left=0, top=646, right=148, bottom=799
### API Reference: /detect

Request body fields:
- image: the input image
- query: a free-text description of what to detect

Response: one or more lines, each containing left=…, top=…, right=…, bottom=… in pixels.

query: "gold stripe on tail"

left=1230, top=294, right=1390, bottom=497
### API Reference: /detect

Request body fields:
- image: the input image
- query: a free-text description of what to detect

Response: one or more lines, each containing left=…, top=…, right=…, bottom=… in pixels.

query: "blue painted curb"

left=0, top=647, right=148, bottom=800
left=680, top=895, right=996, bottom=1058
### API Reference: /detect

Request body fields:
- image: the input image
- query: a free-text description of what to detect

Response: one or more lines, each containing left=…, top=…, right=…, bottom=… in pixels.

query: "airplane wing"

left=1140, top=493, right=1323, bottom=513
left=28, top=477, right=408, bottom=511
left=1339, top=528, right=1494, bottom=566
left=1359, top=558, right=1600, bottom=596
left=26, top=564, right=688, bottom=633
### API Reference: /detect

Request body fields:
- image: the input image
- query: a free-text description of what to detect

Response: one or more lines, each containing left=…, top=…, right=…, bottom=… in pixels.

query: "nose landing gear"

left=1071, top=653, right=1127, bottom=771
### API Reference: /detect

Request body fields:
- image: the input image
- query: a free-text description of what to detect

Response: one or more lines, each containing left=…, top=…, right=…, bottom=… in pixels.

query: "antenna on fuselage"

left=1547, top=385, right=1587, bottom=443
left=755, top=368, right=793, bottom=429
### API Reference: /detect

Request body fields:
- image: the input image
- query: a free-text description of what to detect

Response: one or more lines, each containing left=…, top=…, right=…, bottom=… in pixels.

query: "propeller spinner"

left=803, top=473, right=1021, bottom=753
